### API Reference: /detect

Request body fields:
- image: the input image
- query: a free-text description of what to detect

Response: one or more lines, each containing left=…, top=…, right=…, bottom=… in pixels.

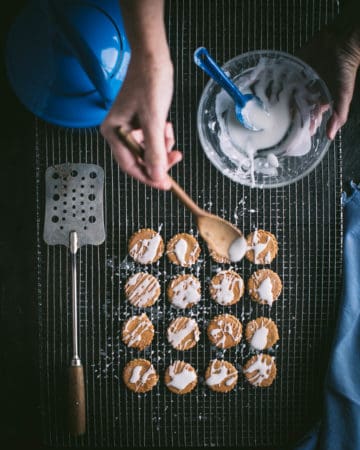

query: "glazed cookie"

left=166, top=233, right=201, bottom=267
left=167, top=317, right=200, bottom=350
left=209, top=270, right=244, bottom=306
left=245, top=230, right=278, bottom=264
left=128, top=228, right=164, bottom=264
left=207, top=314, right=242, bottom=349
left=243, top=353, right=277, bottom=387
left=164, top=361, right=198, bottom=394
left=247, top=269, right=282, bottom=306
left=123, top=359, right=158, bottom=393
left=121, top=314, right=154, bottom=351
left=167, top=274, right=201, bottom=309
left=245, top=317, right=279, bottom=350
left=125, top=272, right=161, bottom=308
left=205, top=359, right=238, bottom=392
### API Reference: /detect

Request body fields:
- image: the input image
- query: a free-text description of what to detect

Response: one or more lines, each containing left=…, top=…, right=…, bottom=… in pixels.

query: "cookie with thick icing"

left=245, top=230, right=278, bottom=264
left=123, top=359, right=158, bottom=393
left=128, top=228, right=164, bottom=264
left=167, top=274, right=201, bottom=309
left=209, top=270, right=244, bottom=306
left=207, top=314, right=242, bottom=349
left=167, top=317, right=200, bottom=350
left=205, top=359, right=238, bottom=392
left=164, top=361, right=198, bottom=394
left=121, top=314, right=154, bottom=351
left=243, top=353, right=277, bottom=387
left=166, top=233, right=201, bottom=267
left=245, top=317, right=279, bottom=350
left=125, top=272, right=161, bottom=307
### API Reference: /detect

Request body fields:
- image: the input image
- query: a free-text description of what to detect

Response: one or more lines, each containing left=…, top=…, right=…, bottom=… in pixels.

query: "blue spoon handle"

left=194, top=47, right=246, bottom=107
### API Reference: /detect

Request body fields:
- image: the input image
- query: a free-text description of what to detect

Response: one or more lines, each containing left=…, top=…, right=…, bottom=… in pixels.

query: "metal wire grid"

left=35, top=0, right=342, bottom=447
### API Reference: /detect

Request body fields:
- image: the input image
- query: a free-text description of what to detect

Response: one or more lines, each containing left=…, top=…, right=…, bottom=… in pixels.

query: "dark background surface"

left=1, top=1, right=359, bottom=450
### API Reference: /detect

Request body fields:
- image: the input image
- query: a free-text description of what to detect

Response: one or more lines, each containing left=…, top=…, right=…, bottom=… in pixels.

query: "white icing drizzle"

left=126, top=273, right=159, bottom=307
left=167, top=318, right=199, bottom=349
left=252, top=231, right=270, bottom=263
left=170, top=277, right=201, bottom=309
left=166, top=362, right=197, bottom=391
left=243, top=355, right=274, bottom=386
left=174, top=238, right=188, bottom=265
left=130, top=364, right=156, bottom=389
left=256, top=277, right=274, bottom=306
left=250, top=326, right=269, bottom=350
left=123, top=314, right=152, bottom=347
left=264, top=251, right=272, bottom=264
left=130, top=234, right=161, bottom=264
left=210, top=318, right=241, bottom=348
left=228, top=236, right=248, bottom=262
left=212, top=272, right=243, bottom=305
left=206, top=361, right=237, bottom=386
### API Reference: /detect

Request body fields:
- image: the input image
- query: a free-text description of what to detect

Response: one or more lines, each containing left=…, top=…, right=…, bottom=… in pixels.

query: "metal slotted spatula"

left=44, top=163, right=105, bottom=436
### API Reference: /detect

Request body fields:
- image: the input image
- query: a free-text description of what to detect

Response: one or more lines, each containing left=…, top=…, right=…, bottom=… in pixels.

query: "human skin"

left=100, top=0, right=181, bottom=190
left=299, top=0, right=360, bottom=140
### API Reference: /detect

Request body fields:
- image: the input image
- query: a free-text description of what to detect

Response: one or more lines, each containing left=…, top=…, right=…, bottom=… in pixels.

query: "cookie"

left=166, top=233, right=201, bottom=267
left=209, top=270, right=244, bottom=306
left=245, top=317, right=279, bottom=350
left=243, top=353, right=277, bottom=387
left=205, top=359, right=238, bottom=392
left=123, top=359, right=158, bottom=393
left=125, top=272, right=161, bottom=307
left=207, top=314, right=242, bottom=349
left=128, top=228, right=164, bottom=264
left=245, top=230, right=278, bottom=264
left=167, top=274, right=201, bottom=309
left=209, top=249, right=231, bottom=264
left=164, top=361, right=198, bottom=394
left=121, top=314, right=154, bottom=351
left=167, top=317, right=200, bottom=350
left=247, top=269, right=282, bottom=306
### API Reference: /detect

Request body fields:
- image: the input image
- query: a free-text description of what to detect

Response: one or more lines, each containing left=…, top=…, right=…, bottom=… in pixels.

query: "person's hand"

left=100, top=51, right=182, bottom=190
left=299, top=20, right=360, bottom=140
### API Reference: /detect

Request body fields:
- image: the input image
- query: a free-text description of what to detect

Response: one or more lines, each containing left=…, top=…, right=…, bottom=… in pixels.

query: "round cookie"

left=167, top=317, right=200, bottom=350
left=243, top=353, right=277, bottom=387
left=209, top=270, right=244, bottom=306
left=205, top=359, right=238, bottom=392
left=247, top=269, right=282, bottom=306
left=125, top=272, right=161, bottom=307
left=164, top=361, right=198, bottom=394
left=245, top=317, right=280, bottom=350
left=128, top=228, right=164, bottom=264
left=121, top=314, right=154, bottom=351
left=245, top=230, right=278, bottom=264
left=167, top=274, right=201, bottom=309
left=207, top=314, right=242, bottom=349
left=166, top=233, right=201, bottom=267
left=123, top=359, right=158, bottom=393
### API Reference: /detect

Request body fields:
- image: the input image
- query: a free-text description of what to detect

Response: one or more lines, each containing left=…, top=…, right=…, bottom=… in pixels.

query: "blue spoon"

left=194, top=47, right=264, bottom=131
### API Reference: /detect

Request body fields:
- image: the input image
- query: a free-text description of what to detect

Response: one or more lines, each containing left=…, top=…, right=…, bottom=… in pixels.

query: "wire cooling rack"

left=35, top=0, right=343, bottom=447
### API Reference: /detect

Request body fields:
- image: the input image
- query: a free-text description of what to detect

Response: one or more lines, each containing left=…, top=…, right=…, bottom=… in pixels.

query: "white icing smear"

left=206, top=361, right=237, bottom=386
left=244, top=355, right=274, bottom=386
left=130, top=366, right=142, bottom=384
left=250, top=326, right=269, bottom=350
left=171, top=277, right=201, bottom=309
left=167, top=318, right=199, bottom=348
left=167, top=362, right=197, bottom=391
left=130, top=234, right=161, bottom=264
left=228, top=236, right=248, bottom=262
left=256, top=277, right=274, bottom=306
left=174, top=238, right=188, bottom=265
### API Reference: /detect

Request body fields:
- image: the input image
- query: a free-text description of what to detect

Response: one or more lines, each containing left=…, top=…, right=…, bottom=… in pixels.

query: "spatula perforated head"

left=44, top=163, right=105, bottom=248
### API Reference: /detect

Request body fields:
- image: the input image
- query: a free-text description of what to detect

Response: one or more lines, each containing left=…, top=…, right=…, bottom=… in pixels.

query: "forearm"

left=119, top=0, right=170, bottom=59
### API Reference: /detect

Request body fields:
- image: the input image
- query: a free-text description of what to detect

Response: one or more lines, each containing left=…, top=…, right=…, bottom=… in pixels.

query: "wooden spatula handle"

left=117, top=126, right=204, bottom=216
left=68, top=365, right=86, bottom=436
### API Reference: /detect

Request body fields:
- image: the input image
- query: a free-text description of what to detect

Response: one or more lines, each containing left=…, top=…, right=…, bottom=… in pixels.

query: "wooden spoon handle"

left=68, top=365, right=86, bottom=436
left=117, top=127, right=204, bottom=217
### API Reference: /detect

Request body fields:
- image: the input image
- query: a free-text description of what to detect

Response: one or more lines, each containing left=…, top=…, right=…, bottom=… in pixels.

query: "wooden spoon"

left=117, top=126, right=247, bottom=263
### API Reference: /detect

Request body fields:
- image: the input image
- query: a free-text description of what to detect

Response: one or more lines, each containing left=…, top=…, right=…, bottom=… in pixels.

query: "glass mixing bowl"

left=197, top=50, right=333, bottom=188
